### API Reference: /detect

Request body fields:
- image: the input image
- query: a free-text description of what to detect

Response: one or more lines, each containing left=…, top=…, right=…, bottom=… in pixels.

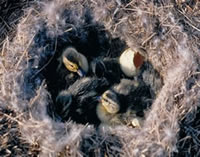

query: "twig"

left=1, top=39, right=7, bottom=56
left=113, top=17, right=127, bottom=33
left=142, top=33, right=156, bottom=46
left=0, top=110, right=24, bottom=126
left=0, top=16, right=10, bottom=29
left=29, top=80, right=45, bottom=107
left=15, top=34, right=35, bottom=69
left=178, top=9, right=200, bottom=32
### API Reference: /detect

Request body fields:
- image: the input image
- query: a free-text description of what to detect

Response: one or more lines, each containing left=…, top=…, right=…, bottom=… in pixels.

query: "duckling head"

left=100, top=90, right=120, bottom=114
left=119, top=48, right=145, bottom=77
left=97, top=90, right=120, bottom=124
left=62, top=47, right=89, bottom=77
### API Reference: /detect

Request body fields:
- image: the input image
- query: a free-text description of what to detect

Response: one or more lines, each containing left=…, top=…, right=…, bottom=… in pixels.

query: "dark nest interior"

left=0, top=0, right=200, bottom=156
left=31, top=21, right=158, bottom=125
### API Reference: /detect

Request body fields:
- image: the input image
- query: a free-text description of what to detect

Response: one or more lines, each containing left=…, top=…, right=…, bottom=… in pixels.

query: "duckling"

left=55, top=90, right=72, bottom=120
left=55, top=77, right=110, bottom=124
left=96, top=90, right=121, bottom=125
left=91, top=47, right=145, bottom=82
left=96, top=91, right=142, bottom=126
left=97, top=96, right=144, bottom=127
left=57, top=47, right=89, bottom=77
left=97, top=78, right=153, bottom=126
left=96, top=79, right=140, bottom=126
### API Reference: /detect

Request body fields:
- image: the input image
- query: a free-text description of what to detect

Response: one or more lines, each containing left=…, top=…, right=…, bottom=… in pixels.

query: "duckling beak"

left=77, top=69, right=85, bottom=77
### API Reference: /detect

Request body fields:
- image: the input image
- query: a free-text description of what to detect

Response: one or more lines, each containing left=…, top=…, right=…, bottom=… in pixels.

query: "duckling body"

left=125, top=80, right=153, bottom=113
left=56, top=77, right=110, bottom=124
left=91, top=57, right=122, bottom=83
left=97, top=104, right=144, bottom=127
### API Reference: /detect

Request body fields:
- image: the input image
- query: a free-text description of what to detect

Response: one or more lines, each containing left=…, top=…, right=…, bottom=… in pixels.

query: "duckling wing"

left=77, top=91, right=98, bottom=110
left=68, top=77, right=110, bottom=96
left=75, top=91, right=100, bottom=123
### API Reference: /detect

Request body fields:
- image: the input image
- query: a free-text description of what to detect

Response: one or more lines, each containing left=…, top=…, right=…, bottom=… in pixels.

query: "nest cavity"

left=1, top=0, right=200, bottom=156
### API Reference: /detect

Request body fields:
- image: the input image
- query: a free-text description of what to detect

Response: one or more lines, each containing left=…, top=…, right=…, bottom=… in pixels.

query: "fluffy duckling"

left=91, top=47, right=145, bottom=81
left=97, top=97, right=144, bottom=127
left=96, top=90, right=121, bottom=125
left=58, top=47, right=89, bottom=77
left=97, top=79, right=141, bottom=126
left=55, top=77, right=110, bottom=124
left=97, top=78, right=153, bottom=126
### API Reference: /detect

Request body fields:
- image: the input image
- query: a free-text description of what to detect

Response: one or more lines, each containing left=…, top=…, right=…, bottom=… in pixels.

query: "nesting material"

left=0, top=0, right=200, bottom=157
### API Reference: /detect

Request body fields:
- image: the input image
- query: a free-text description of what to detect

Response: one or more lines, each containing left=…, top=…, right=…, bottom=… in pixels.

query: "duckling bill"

left=59, top=47, right=89, bottom=77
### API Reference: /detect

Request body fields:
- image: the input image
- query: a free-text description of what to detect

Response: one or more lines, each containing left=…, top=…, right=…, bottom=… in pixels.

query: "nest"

left=0, top=0, right=200, bottom=156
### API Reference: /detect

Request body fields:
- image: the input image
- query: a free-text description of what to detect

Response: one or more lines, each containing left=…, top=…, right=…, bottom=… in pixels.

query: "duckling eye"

left=70, top=64, right=75, bottom=68
left=71, top=63, right=78, bottom=69
left=104, top=99, right=108, bottom=103
left=102, top=95, right=109, bottom=101
left=63, top=57, right=78, bottom=70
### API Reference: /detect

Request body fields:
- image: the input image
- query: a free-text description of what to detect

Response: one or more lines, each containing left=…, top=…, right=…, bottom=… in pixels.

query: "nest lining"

left=0, top=0, right=200, bottom=156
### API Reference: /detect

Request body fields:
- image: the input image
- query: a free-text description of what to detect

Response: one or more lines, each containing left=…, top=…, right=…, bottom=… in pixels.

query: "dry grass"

left=0, top=107, right=40, bottom=156
left=0, top=0, right=200, bottom=156
left=0, top=0, right=35, bottom=48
